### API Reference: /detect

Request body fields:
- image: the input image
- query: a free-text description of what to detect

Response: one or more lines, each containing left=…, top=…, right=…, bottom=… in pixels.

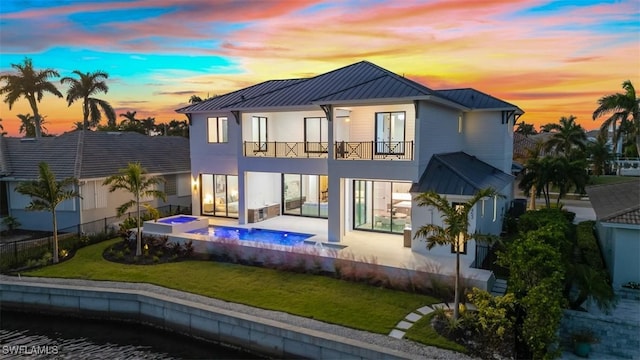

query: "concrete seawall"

left=0, top=277, right=416, bottom=360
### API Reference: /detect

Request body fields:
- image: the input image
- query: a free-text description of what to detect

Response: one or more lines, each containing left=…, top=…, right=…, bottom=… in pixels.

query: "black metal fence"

left=0, top=204, right=190, bottom=272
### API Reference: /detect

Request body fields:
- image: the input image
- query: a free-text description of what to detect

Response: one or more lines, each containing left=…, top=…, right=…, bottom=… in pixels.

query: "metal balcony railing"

left=334, top=141, right=414, bottom=160
left=243, top=141, right=328, bottom=158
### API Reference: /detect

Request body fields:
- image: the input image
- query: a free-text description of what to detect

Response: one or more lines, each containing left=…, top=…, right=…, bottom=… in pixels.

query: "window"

left=375, top=112, right=405, bottom=154
left=164, top=175, right=177, bottom=196
left=200, top=174, right=238, bottom=218
left=353, top=180, right=411, bottom=234
left=451, top=203, right=467, bottom=254
left=207, top=117, right=228, bottom=143
left=252, top=116, right=267, bottom=151
left=304, top=117, right=328, bottom=153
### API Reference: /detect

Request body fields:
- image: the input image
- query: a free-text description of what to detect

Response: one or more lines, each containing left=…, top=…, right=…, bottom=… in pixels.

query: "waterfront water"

left=0, top=311, right=264, bottom=359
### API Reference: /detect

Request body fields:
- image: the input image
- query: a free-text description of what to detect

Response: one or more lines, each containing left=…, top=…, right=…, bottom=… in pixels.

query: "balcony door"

left=375, top=112, right=405, bottom=154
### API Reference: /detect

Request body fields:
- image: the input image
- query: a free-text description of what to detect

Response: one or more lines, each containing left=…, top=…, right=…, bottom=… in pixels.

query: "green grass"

left=588, top=175, right=638, bottom=186
left=26, top=238, right=439, bottom=335
left=404, top=313, right=468, bottom=354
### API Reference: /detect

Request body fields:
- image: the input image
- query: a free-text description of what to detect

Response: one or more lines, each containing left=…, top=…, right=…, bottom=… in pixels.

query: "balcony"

left=244, top=141, right=328, bottom=158
left=335, top=141, right=414, bottom=161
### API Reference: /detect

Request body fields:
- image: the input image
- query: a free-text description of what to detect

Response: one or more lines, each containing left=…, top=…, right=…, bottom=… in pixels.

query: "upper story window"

left=208, top=117, right=228, bottom=143
left=375, top=112, right=406, bottom=155
left=304, top=117, right=328, bottom=153
left=252, top=116, right=268, bottom=151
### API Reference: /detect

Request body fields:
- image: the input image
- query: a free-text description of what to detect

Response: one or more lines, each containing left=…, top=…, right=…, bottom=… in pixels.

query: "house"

left=176, top=61, right=522, bottom=265
left=0, top=131, right=191, bottom=232
left=586, top=180, right=640, bottom=288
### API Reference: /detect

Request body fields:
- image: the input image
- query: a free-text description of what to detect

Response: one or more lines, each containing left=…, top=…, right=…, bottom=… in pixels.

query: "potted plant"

left=571, top=329, right=597, bottom=358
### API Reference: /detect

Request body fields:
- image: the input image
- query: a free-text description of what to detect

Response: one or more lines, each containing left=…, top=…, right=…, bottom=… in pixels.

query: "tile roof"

left=410, top=152, right=513, bottom=195
left=176, top=61, right=520, bottom=114
left=1, top=131, right=190, bottom=180
left=586, top=180, right=640, bottom=225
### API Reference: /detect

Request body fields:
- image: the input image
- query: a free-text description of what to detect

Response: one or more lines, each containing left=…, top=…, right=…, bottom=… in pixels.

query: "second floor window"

left=304, top=117, right=328, bottom=153
left=252, top=116, right=267, bottom=151
left=375, top=112, right=405, bottom=154
left=208, top=117, right=228, bottom=143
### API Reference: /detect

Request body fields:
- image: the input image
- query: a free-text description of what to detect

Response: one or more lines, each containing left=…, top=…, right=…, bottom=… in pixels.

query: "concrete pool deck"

left=0, top=275, right=474, bottom=360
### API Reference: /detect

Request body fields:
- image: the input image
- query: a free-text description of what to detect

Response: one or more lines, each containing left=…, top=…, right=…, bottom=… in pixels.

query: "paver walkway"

left=389, top=302, right=476, bottom=339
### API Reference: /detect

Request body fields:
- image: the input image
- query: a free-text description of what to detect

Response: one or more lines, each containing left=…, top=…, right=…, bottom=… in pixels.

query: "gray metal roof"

left=410, top=152, right=513, bottom=195
left=436, top=88, right=523, bottom=112
left=586, top=180, right=640, bottom=225
left=2, top=131, right=190, bottom=180
left=176, top=61, right=452, bottom=113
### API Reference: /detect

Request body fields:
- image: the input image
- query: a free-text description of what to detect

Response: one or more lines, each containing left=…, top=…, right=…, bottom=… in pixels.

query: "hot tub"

left=143, top=215, right=208, bottom=234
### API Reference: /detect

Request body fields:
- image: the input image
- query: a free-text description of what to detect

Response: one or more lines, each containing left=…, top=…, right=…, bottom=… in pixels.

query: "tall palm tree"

left=515, top=121, right=537, bottom=137
left=543, top=115, right=587, bottom=155
left=60, top=70, right=116, bottom=130
left=15, top=162, right=80, bottom=263
left=141, top=117, right=156, bottom=135
left=593, top=80, right=640, bottom=156
left=414, top=188, right=500, bottom=320
left=0, top=58, right=63, bottom=138
left=103, top=162, right=166, bottom=256
left=587, top=135, right=612, bottom=176
left=17, top=113, right=48, bottom=137
left=189, top=95, right=203, bottom=103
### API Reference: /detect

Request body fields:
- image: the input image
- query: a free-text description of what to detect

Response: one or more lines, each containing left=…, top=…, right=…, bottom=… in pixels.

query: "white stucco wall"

left=597, top=222, right=640, bottom=288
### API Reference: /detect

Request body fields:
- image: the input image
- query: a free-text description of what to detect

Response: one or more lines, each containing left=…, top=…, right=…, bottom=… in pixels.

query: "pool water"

left=188, top=226, right=314, bottom=246
left=158, top=216, right=198, bottom=224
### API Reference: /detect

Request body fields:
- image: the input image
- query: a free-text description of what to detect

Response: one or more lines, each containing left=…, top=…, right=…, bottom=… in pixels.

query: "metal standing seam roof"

left=176, top=61, right=460, bottom=113
left=2, top=131, right=190, bottom=181
left=586, top=180, right=640, bottom=225
left=436, top=88, right=523, bottom=112
left=410, top=152, right=514, bottom=195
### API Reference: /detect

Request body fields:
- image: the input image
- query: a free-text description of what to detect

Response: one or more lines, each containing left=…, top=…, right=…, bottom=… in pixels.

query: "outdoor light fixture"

left=192, top=179, right=198, bottom=191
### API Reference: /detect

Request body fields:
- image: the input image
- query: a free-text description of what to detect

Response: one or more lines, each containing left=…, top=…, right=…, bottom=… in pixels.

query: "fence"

left=0, top=204, right=190, bottom=272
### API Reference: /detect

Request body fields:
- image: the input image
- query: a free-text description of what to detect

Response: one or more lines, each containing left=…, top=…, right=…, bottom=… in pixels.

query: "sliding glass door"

left=353, top=180, right=411, bottom=234
left=200, top=174, right=238, bottom=218
left=282, top=174, right=328, bottom=218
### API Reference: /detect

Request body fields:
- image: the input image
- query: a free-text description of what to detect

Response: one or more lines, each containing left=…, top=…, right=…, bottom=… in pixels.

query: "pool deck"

left=168, top=215, right=493, bottom=286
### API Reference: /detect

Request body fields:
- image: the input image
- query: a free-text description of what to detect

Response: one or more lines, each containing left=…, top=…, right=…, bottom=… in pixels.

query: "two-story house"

left=177, top=61, right=522, bottom=266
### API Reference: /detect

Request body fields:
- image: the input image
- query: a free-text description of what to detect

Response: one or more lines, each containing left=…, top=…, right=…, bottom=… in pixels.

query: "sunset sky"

left=1, top=0, right=638, bottom=137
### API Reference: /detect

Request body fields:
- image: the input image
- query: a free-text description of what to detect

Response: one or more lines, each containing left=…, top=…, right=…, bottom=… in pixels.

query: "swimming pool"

left=188, top=226, right=314, bottom=247
left=157, top=215, right=199, bottom=224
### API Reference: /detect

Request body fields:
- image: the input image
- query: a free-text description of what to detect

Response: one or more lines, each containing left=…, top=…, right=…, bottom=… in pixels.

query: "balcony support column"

left=320, top=104, right=334, bottom=160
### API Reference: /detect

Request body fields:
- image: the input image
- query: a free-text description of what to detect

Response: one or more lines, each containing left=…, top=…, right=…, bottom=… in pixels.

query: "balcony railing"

left=244, top=141, right=328, bottom=158
left=335, top=141, right=414, bottom=160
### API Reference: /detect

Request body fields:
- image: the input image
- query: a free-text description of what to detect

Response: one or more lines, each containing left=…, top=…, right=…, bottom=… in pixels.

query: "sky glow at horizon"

left=0, top=0, right=638, bottom=136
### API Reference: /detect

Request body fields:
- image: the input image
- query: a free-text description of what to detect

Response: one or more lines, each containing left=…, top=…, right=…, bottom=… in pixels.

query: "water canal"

left=0, top=310, right=265, bottom=359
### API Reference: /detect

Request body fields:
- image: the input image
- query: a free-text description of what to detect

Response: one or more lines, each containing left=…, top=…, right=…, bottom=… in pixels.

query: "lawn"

left=404, top=313, right=468, bottom=354
left=588, top=175, right=638, bottom=186
left=26, top=238, right=439, bottom=336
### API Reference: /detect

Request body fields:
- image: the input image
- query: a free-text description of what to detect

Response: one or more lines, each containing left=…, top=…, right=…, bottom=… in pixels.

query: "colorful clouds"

left=0, top=0, right=638, bottom=136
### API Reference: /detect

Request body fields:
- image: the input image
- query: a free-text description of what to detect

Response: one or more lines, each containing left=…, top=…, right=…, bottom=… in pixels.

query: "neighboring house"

left=586, top=180, right=640, bottom=288
left=0, top=131, right=191, bottom=232
left=176, top=61, right=522, bottom=265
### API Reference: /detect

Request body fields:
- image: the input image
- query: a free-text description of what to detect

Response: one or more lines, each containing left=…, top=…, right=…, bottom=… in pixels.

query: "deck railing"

left=334, top=141, right=414, bottom=160
left=243, top=142, right=328, bottom=158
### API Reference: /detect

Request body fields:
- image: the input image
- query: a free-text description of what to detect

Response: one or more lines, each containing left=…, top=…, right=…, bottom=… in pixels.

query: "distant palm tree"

left=61, top=70, right=116, bottom=130
left=515, top=121, right=537, bottom=137
left=103, top=162, right=166, bottom=256
left=587, top=135, right=612, bottom=176
left=141, top=117, right=156, bottom=135
left=543, top=115, right=587, bottom=155
left=0, top=58, right=63, bottom=138
left=71, top=121, right=84, bottom=132
left=593, top=80, right=639, bottom=156
left=17, top=113, right=48, bottom=137
left=164, top=119, right=189, bottom=137
left=189, top=95, right=203, bottom=103
left=414, top=188, right=500, bottom=320
left=0, top=118, right=5, bottom=136
left=15, top=162, right=81, bottom=263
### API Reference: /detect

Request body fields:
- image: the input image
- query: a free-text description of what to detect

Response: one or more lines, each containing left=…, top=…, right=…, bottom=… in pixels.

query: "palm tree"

left=15, top=162, right=80, bottom=263
left=17, top=113, right=48, bottom=137
left=593, top=80, right=639, bottom=156
left=413, top=188, right=500, bottom=320
left=60, top=70, right=116, bottom=130
left=515, top=121, right=537, bottom=137
left=189, top=95, right=203, bottom=103
left=141, top=117, right=156, bottom=135
left=587, top=135, right=612, bottom=176
left=103, top=162, right=166, bottom=256
left=0, top=118, right=6, bottom=136
left=0, top=58, right=63, bottom=138
left=543, top=115, right=587, bottom=155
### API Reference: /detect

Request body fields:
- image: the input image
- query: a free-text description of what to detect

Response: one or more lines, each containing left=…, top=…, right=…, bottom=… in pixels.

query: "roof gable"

left=410, top=152, right=513, bottom=195
left=586, top=180, right=640, bottom=224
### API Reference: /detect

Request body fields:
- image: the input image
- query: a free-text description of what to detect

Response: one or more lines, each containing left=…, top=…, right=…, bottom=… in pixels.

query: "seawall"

left=0, top=276, right=417, bottom=360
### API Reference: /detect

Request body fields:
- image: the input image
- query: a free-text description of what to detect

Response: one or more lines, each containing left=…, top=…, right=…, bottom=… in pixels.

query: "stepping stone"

left=431, top=303, right=447, bottom=309
left=446, top=302, right=456, bottom=309
left=396, top=321, right=413, bottom=330
left=417, top=306, right=434, bottom=315
left=404, top=313, right=422, bottom=322
left=389, top=329, right=405, bottom=339
left=464, top=303, right=477, bottom=311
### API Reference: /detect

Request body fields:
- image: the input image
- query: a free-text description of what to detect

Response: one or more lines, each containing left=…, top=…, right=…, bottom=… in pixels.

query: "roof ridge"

left=602, top=204, right=640, bottom=221
left=437, top=87, right=521, bottom=110
left=362, top=61, right=435, bottom=95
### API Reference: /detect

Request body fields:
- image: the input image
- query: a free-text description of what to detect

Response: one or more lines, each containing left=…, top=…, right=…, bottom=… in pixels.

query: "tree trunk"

left=28, top=96, right=42, bottom=138
left=136, top=193, right=142, bottom=256
left=528, top=184, right=537, bottom=210
left=52, top=210, right=59, bottom=263
left=83, top=98, right=89, bottom=131
left=636, top=134, right=640, bottom=158
left=453, top=250, right=460, bottom=320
